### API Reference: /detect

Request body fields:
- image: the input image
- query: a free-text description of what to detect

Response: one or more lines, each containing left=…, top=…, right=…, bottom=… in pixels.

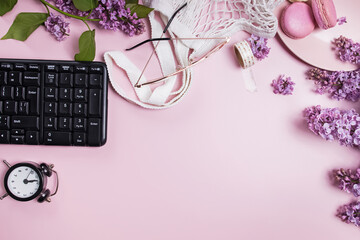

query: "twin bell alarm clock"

left=0, top=160, right=59, bottom=203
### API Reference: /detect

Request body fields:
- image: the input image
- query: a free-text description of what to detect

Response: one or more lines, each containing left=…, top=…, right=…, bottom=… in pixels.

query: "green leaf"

left=75, top=30, right=96, bottom=62
left=72, top=0, right=98, bottom=12
left=0, top=0, right=18, bottom=16
left=1, top=12, right=48, bottom=41
left=125, top=0, right=138, bottom=4
left=125, top=3, right=154, bottom=19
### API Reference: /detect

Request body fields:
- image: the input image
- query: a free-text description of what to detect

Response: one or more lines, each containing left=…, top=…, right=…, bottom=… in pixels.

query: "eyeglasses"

left=126, top=3, right=230, bottom=88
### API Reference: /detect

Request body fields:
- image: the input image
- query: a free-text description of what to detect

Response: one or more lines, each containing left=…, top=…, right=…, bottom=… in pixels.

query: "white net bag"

left=144, top=0, right=283, bottom=57
left=104, top=0, right=283, bottom=109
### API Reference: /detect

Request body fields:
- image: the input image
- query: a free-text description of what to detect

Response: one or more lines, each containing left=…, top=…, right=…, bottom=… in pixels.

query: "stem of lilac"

left=82, top=20, right=91, bottom=31
left=86, top=9, right=94, bottom=19
left=41, top=1, right=50, bottom=15
left=61, top=29, right=70, bottom=36
left=39, top=0, right=100, bottom=22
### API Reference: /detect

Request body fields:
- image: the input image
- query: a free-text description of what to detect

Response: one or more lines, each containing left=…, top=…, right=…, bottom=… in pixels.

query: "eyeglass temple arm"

left=163, top=2, right=187, bottom=33
left=126, top=38, right=171, bottom=51
left=126, top=2, right=187, bottom=51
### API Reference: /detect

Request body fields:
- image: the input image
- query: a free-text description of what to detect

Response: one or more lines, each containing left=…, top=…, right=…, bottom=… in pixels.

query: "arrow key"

left=26, top=131, right=39, bottom=145
left=0, top=130, right=9, bottom=143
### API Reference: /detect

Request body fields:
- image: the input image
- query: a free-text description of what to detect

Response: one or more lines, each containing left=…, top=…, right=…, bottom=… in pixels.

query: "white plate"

left=276, top=0, right=360, bottom=71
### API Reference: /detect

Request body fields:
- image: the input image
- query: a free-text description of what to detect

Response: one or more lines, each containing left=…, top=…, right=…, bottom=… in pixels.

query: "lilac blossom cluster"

left=334, top=36, right=360, bottom=65
left=44, top=13, right=70, bottom=41
left=46, top=0, right=87, bottom=17
left=333, top=168, right=360, bottom=197
left=247, top=34, right=270, bottom=60
left=46, top=0, right=145, bottom=39
left=91, top=0, right=145, bottom=36
left=271, top=75, right=295, bottom=95
left=337, top=201, right=360, bottom=227
left=304, top=106, right=360, bottom=147
left=307, top=68, right=360, bottom=102
left=337, top=17, right=347, bottom=25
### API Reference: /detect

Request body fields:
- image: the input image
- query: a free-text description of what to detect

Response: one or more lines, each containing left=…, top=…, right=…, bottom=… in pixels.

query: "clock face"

left=4, top=164, right=43, bottom=201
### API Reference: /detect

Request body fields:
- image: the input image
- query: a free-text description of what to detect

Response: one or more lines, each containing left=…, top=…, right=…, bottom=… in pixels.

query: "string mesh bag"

left=104, top=0, right=284, bottom=109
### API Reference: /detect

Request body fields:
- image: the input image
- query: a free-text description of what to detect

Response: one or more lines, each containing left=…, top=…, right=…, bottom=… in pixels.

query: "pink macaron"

left=280, top=2, right=315, bottom=39
left=311, top=0, right=337, bottom=29
left=280, top=2, right=316, bottom=39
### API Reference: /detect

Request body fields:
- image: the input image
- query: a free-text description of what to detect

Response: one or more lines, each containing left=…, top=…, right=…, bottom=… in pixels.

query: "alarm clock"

left=0, top=160, right=59, bottom=203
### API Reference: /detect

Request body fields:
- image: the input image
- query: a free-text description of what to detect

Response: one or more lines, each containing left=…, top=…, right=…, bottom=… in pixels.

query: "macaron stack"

left=280, top=0, right=337, bottom=39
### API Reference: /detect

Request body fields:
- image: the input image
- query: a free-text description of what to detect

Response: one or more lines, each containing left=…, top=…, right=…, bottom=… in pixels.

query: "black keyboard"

left=0, top=59, right=108, bottom=146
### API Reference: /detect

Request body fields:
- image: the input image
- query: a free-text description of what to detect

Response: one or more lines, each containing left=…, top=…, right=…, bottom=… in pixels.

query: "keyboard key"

left=0, top=63, right=13, bottom=71
left=4, top=101, right=17, bottom=115
left=74, top=74, right=88, bottom=87
left=73, top=132, right=86, bottom=146
left=44, top=117, right=57, bottom=130
left=28, top=64, right=40, bottom=71
left=45, top=72, right=58, bottom=86
left=14, top=63, right=27, bottom=71
left=74, top=103, right=87, bottom=116
left=73, top=118, right=86, bottom=131
left=58, top=117, right=72, bottom=131
left=89, top=74, right=102, bottom=88
left=11, top=135, right=24, bottom=144
left=88, top=118, right=101, bottom=146
left=11, top=116, right=39, bottom=130
left=23, top=72, right=40, bottom=86
left=74, top=66, right=88, bottom=73
left=26, top=87, right=40, bottom=115
left=44, top=131, right=72, bottom=145
left=44, top=102, right=57, bottom=116
left=18, top=101, right=29, bottom=115
left=74, top=88, right=87, bottom=102
left=0, top=130, right=9, bottom=143
left=89, top=66, right=103, bottom=73
left=0, top=71, right=7, bottom=85
left=15, top=86, right=25, bottom=100
left=11, top=129, right=24, bottom=135
left=89, top=89, right=101, bottom=117
left=8, top=72, right=22, bottom=85
left=0, top=116, right=10, bottom=129
left=44, top=87, right=58, bottom=101
left=1, top=86, right=14, bottom=99
left=59, top=88, right=72, bottom=101
left=59, top=73, right=73, bottom=87
left=60, top=65, right=73, bottom=72
left=59, top=102, right=72, bottom=116
left=45, top=65, right=58, bottom=72
left=26, top=131, right=39, bottom=145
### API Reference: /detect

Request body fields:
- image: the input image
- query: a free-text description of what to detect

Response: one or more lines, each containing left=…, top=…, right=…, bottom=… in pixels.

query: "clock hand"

left=25, top=170, right=32, bottom=180
left=27, top=180, right=38, bottom=183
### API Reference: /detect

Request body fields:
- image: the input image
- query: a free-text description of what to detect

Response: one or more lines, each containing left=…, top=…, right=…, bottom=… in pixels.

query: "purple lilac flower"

left=271, top=75, right=295, bottom=95
left=247, top=34, right=270, bottom=60
left=46, top=0, right=88, bottom=17
left=304, top=106, right=360, bottom=147
left=91, top=0, right=145, bottom=36
left=333, top=168, right=360, bottom=197
left=44, top=13, right=70, bottom=41
left=337, top=17, right=347, bottom=25
left=337, top=201, right=360, bottom=227
left=334, top=36, right=360, bottom=64
left=46, top=0, right=145, bottom=36
left=308, top=68, right=360, bottom=102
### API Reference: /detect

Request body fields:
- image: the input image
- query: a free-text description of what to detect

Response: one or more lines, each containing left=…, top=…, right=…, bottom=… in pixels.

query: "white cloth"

left=104, top=0, right=283, bottom=109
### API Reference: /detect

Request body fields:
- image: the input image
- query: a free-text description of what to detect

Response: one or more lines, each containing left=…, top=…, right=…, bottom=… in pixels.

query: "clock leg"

left=0, top=193, right=8, bottom=200
left=2, top=160, right=11, bottom=168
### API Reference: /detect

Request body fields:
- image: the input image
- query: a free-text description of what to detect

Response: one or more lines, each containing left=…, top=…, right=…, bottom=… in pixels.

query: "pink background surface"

left=0, top=1, right=360, bottom=239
